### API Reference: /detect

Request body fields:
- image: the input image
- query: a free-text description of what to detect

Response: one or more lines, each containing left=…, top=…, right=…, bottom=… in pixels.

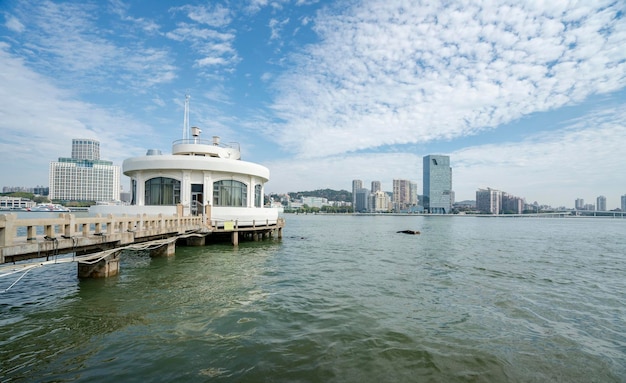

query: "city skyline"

left=3, top=180, right=625, bottom=211
left=1, top=1, right=625, bottom=208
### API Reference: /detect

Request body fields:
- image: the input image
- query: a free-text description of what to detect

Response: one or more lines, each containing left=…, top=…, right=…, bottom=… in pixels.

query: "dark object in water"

left=397, top=230, right=420, bottom=235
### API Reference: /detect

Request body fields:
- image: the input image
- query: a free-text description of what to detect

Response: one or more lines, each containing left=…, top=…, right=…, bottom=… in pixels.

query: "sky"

left=1, top=0, right=625, bottom=209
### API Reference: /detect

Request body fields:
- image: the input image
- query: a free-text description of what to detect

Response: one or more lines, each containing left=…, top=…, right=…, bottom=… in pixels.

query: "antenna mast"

left=183, top=94, right=190, bottom=140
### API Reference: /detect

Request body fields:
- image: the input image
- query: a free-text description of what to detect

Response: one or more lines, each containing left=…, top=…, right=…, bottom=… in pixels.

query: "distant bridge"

left=476, top=211, right=626, bottom=218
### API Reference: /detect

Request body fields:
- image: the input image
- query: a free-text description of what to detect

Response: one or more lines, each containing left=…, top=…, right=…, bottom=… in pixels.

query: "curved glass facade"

left=213, top=180, right=247, bottom=207
left=145, top=177, right=181, bottom=205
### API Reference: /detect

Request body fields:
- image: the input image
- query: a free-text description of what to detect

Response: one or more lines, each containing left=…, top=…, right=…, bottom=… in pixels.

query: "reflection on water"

left=1, top=215, right=625, bottom=382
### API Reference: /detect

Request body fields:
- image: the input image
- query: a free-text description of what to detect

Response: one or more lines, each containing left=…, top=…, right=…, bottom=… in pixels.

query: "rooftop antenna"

left=183, top=94, right=190, bottom=140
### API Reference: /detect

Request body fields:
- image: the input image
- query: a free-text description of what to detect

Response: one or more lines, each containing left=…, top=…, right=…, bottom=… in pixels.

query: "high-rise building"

left=352, top=180, right=362, bottom=210
left=476, top=188, right=501, bottom=214
left=596, top=195, right=606, bottom=211
left=372, top=190, right=392, bottom=212
left=476, top=188, right=524, bottom=214
left=423, top=155, right=452, bottom=214
left=371, top=181, right=381, bottom=193
left=575, top=198, right=584, bottom=210
left=393, top=179, right=411, bottom=212
left=49, top=139, right=120, bottom=202
left=502, top=192, right=524, bottom=214
left=622, top=194, right=626, bottom=211
left=71, top=139, right=100, bottom=160
left=410, top=182, right=418, bottom=206
left=354, top=187, right=369, bottom=213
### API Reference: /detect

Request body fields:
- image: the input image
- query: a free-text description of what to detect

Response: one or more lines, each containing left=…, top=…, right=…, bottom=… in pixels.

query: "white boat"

left=90, top=97, right=279, bottom=228
left=27, top=204, right=71, bottom=212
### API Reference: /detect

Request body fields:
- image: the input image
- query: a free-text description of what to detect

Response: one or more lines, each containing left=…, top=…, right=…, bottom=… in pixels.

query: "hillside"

left=285, top=188, right=352, bottom=202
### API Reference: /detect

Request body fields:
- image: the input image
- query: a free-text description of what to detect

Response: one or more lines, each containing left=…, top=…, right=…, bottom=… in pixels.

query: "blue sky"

left=1, top=0, right=625, bottom=208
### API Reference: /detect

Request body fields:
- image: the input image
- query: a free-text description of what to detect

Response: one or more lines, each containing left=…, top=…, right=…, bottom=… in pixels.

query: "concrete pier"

left=211, top=219, right=285, bottom=246
left=150, top=242, right=176, bottom=257
left=77, top=250, right=122, bottom=278
left=0, top=213, right=285, bottom=279
left=186, top=236, right=206, bottom=246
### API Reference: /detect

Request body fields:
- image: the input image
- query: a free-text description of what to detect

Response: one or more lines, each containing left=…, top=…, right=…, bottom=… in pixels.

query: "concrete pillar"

left=232, top=231, right=239, bottom=246
left=205, top=204, right=212, bottom=227
left=0, top=213, right=16, bottom=247
left=107, top=214, right=115, bottom=235
left=181, top=171, right=191, bottom=215
left=187, top=236, right=205, bottom=246
left=150, top=242, right=176, bottom=257
left=62, top=213, right=75, bottom=238
left=253, top=232, right=259, bottom=241
left=78, top=251, right=121, bottom=278
left=136, top=174, right=145, bottom=205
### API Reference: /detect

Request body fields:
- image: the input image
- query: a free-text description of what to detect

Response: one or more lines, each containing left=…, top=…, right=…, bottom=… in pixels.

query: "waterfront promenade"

left=0, top=212, right=284, bottom=278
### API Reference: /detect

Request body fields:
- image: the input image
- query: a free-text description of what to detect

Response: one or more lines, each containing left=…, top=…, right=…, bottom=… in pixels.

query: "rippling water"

left=1, top=214, right=625, bottom=382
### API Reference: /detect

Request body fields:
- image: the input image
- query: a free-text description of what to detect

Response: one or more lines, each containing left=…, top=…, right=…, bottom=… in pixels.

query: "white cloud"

left=174, top=4, right=231, bottom=28
left=0, top=44, right=159, bottom=187
left=261, top=72, right=273, bottom=82
left=269, top=17, right=290, bottom=41
left=266, top=101, right=626, bottom=208
left=109, top=0, right=160, bottom=34
left=4, top=14, right=24, bottom=33
left=452, top=105, right=626, bottom=207
left=6, top=1, right=177, bottom=92
left=165, top=4, right=240, bottom=74
left=244, top=0, right=270, bottom=14
left=197, top=56, right=228, bottom=67
left=152, top=96, right=166, bottom=107
left=266, top=0, right=626, bottom=159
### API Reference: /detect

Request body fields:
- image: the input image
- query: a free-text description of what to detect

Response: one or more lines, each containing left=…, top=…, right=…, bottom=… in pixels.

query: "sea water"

left=1, top=214, right=625, bottom=382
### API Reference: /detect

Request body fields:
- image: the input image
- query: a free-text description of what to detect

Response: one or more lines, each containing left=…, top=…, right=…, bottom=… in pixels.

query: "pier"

left=0, top=213, right=284, bottom=279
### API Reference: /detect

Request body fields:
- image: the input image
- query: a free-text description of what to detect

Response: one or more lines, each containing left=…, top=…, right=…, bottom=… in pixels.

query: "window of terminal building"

left=255, top=184, right=262, bottom=207
left=213, top=180, right=247, bottom=207
left=145, top=177, right=181, bottom=205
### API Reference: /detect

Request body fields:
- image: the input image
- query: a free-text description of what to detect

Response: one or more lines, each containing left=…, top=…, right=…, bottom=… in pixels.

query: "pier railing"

left=0, top=213, right=204, bottom=247
left=1, top=213, right=285, bottom=267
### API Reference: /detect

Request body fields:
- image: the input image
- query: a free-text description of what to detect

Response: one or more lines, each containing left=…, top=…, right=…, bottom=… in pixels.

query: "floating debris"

left=397, top=230, right=420, bottom=235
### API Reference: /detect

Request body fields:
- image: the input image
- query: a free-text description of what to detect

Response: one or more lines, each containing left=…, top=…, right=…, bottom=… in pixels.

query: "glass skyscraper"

left=596, top=195, right=606, bottom=211
left=352, top=179, right=363, bottom=211
left=423, top=154, right=452, bottom=214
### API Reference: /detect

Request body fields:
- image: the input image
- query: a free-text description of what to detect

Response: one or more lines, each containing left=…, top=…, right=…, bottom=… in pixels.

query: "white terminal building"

left=91, top=98, right=278, bottom=227
left=49, top=139, right=121, bottom=202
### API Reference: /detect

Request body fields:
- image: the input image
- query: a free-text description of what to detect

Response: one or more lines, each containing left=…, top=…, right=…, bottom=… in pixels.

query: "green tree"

left=7, top=192, right=35, bottom=200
